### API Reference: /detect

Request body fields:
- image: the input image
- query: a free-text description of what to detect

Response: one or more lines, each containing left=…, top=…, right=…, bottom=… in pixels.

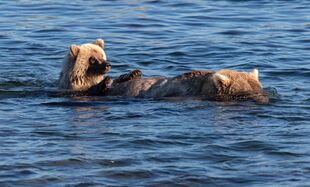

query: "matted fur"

left=106, top=69, right=267, bottom=103
left=58, top=39, right=109, bottom=91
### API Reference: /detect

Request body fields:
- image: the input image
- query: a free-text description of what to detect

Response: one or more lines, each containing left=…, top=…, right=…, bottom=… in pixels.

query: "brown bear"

left=58, top=38, right=111, bottom=93
left=58, top=39, right=268, bottom=103
left=105, top=69, right=269, bottom=103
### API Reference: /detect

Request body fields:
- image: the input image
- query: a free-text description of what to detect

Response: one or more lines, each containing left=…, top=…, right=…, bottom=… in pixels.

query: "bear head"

left=202, top=69, right=268, bottom=103
left=70, top=38, right=110, bottom=77
left=59, top=38, right=111, bottom=91
left=213, top=69, right=262, bottom=95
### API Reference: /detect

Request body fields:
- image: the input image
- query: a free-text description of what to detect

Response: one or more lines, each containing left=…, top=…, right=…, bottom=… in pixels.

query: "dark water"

left=0, top=0, right=310, bottom=186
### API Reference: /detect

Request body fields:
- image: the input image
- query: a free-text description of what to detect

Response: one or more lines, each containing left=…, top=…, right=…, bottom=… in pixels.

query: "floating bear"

left=59, top=39, right=268, bottom=103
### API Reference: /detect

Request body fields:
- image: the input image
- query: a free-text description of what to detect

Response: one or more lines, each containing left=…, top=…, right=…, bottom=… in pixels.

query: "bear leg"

left=113, top=70, right=142, bottom=84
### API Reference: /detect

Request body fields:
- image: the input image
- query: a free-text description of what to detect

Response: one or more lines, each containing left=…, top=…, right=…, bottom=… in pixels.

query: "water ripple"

left=0, top=0, right=310, bottom=186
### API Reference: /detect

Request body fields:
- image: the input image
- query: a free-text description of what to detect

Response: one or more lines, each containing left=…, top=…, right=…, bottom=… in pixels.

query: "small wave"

left=229, top=140, right=278, bottom=151
left=103, top=169, right=156, bottom=180
left=129, top=138, right=190, bottom=148
left=42, top=101, right=98, bottom=107
left=94, top=158, right=135, bottom=167
left=266, top=150, right=305, bottom=158
left=264, top=87, right=279, bottom=101
left=265, top=69, right=310, bottom=78
left=0, top=90, right=47, bottom=100
left=31, top=130, right=66, bottom=137
left=217, top=30, right=253, bottom=36
left=34, top=28, right=67, bottom=33
left=0, top=80, right=34, bottom=87
left=37, top=158, right=85, bottom=167
left=168, top=51, right=187, bottom=57
left=0, top=177, right=63, bottom=187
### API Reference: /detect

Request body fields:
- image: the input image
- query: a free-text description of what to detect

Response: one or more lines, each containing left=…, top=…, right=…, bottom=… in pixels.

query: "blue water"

left=0, top=0, right=310, bottom=186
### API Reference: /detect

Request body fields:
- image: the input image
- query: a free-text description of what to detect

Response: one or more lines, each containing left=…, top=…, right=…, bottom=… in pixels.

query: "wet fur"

left=105, top=69, right=268, bottom=103
left=58, top=39, right=109, bottom=92
left=58, top=40, right=267, bottom=103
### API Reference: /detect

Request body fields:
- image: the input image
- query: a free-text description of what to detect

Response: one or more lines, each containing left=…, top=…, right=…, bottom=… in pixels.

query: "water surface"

left=0, top=0, right=310, bottom=186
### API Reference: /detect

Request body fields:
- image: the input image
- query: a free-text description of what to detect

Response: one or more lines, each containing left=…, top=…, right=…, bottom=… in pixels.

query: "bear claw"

left=113, top=69, right=142, bottom=84
left=130, top=70, right=142, bottom=79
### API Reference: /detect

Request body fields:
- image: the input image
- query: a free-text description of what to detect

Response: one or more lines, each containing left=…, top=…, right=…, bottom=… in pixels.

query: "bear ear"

left=95, top=38, right=105, bottom=49
left=70, top=45, right=80, bottom=57
left=250, top=69, right=259, bottom=80
left=213, top=72, right=230, bottom=86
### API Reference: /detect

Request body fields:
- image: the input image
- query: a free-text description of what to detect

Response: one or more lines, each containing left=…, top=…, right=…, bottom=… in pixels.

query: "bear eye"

left=89, top=57, right=97, bottom=64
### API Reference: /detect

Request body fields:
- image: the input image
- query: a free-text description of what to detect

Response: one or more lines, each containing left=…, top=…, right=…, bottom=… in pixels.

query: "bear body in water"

left=105, top=69, right=268, bottom=103
left=59, top=39, right=268, bottom=103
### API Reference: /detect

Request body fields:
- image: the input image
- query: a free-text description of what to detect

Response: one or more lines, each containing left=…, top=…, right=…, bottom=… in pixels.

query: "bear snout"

left=105, top=62, right=111, bottom=68
left=103, top=62, right=111, bottom=73
left=86, top=60, right=111, bottom=76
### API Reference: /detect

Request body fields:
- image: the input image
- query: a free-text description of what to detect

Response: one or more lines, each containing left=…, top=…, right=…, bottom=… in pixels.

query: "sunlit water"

left=0, top=1, right=309, bottom=186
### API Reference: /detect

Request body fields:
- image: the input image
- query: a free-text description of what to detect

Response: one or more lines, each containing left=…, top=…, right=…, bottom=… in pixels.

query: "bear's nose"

left=103, top=62, right=111, bottom=72
left=105, top=62, right=111, bottom=68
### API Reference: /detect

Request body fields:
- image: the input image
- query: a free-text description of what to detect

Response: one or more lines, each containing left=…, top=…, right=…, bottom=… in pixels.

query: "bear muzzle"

left=103, top=62, right=111, bottom=73
left=86, top=60, right=111, bottom=76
